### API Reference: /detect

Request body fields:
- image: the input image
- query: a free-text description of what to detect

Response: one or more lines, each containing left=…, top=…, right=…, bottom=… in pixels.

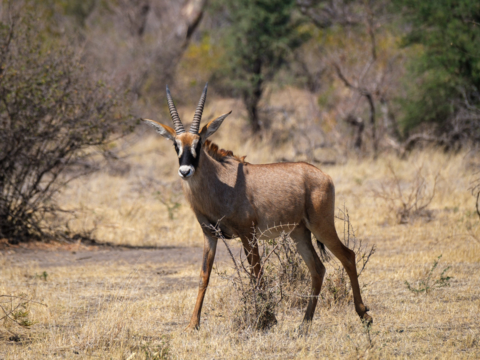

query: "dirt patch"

left=0, top=240, right=238, bottom=269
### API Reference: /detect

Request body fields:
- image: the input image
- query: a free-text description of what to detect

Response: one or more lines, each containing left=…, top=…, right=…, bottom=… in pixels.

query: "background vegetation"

left=1, top=0, right=478, bottom=242
left=1, top=0, right=479, bottom=241
left=0, top=0, right=479, bottom=358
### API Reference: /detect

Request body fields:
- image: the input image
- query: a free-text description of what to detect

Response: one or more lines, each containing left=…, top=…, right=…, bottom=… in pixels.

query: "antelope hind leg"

left=309, top=219, right=372, bottom=325
left=290, top=226, right=326, bottom=326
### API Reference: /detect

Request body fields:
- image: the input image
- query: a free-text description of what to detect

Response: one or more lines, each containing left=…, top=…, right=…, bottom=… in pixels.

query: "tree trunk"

left=242, top=59, right=263, bottom=133
left=126, top=0, right=208, bottom=96
left=346, top=114, right=365, bottom=151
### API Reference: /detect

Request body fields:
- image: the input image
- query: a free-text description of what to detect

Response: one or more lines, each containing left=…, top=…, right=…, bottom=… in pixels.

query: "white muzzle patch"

left=178, top=165, right=195, bottom=179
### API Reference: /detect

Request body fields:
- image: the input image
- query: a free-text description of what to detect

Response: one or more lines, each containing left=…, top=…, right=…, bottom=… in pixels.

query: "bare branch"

left=333, top=63, right=377, bottom=155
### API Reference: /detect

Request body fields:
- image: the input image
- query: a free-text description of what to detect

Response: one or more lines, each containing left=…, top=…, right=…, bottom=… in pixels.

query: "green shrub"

left=394, top=0, right=480, bottom=144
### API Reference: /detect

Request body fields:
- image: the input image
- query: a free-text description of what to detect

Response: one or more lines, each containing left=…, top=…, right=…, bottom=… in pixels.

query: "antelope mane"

left=203, top=140, right=247, bottom=164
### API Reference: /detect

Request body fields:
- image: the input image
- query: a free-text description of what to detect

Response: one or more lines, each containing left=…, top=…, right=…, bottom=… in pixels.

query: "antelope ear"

left=144, top=119, right=176, bottom=141
left=199, top=111, right=232, bottom=143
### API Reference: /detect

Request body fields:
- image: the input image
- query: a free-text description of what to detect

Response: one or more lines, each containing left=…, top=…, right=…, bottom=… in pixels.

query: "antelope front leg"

left=186, top=232, right=217, bottom=331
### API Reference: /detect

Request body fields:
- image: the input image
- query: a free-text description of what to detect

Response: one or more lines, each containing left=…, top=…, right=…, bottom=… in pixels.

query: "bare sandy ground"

left=1, top=240, right=241, bottom=278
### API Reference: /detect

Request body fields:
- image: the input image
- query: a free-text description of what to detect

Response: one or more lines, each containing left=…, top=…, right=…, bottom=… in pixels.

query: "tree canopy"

left=212, top=0, right=308, bottom=131
left=395, top=0, right=480, bottom=142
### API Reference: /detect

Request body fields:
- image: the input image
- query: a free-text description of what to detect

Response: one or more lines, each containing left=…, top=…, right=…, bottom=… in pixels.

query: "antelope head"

left=144, top=84, right=231, bottom=179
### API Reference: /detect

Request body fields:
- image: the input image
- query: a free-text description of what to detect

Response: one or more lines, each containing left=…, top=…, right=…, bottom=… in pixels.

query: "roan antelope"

left=144, top=84, right=372, bottom=330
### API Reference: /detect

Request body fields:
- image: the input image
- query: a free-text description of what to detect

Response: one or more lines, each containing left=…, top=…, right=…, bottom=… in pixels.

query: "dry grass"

left=1, top=96, right=480, bottom=358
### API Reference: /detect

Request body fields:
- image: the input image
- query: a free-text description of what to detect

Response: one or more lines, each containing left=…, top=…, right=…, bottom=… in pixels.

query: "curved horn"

left=189, top=83, right=208, bottom=134
left=166, top=85, right=185, bottom=135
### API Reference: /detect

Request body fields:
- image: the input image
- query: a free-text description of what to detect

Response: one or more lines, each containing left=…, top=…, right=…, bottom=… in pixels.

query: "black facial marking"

left=178, top=140, right=202, bottom=169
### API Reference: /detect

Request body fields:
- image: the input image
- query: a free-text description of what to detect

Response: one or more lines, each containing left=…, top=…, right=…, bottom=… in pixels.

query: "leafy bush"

left=394, top=0, right=480, bottom=145
left=0, top=16, right=135, bottom=243
left=211, top=0, right=308, bottom=132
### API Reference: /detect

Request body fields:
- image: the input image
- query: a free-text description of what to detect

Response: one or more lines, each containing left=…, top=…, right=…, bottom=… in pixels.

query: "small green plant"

left=0, top=294, right=46, bottom=337
left=34, top=271, right=48, bottom=281
left=12, top=308, right=34, bottom=327
left=154, top=191, right=181, bottom=220
left=405, top=255, right=452, bottom=294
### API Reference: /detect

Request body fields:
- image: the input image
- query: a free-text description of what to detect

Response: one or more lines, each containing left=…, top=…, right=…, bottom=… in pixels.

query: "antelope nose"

left=178, top=165, right=194, bottom=178
left=179, top=168, right=190, bottom=177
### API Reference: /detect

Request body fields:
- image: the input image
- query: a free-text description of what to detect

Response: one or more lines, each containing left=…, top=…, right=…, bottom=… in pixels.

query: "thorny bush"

left=216, top=206, right=375, bottom=331
left=0, top=15, right=135, bottom=243
left=213, top=224, right=285, bottom=331
left=373, top=164, right=439, bottom=224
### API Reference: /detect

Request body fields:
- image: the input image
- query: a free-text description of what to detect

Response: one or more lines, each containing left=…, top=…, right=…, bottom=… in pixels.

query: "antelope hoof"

left=296, top=321, right=311, bottom=337
left=184, top=322, right=200, bottom=332
left=356, top=304, right=372, bottom=326
left=362, top=313, right=373, bottom=327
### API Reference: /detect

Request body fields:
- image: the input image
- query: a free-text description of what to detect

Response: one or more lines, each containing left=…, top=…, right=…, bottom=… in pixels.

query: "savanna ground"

left=1, top=95, right=480, bottom=359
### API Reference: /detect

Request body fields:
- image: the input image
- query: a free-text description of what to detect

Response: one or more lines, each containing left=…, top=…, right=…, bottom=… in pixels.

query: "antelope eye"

left=174, top=143, right=179, bottom=152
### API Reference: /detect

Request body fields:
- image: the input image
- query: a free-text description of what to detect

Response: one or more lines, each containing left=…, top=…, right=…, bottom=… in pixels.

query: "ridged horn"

left=166, top=85, right=185, bottom=135
left=189, top=83, right=208, bottom=134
